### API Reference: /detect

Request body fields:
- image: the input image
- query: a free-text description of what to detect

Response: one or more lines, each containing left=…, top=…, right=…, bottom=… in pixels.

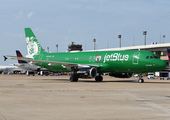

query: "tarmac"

left=0, top=74, right=170, bottom=120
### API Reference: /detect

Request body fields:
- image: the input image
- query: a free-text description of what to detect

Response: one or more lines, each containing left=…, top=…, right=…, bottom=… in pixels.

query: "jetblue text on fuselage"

left=103, top=53, right=129, bottom=63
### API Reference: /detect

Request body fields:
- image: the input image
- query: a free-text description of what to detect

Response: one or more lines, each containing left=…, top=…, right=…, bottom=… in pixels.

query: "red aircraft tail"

left=167, top=49, right=170, bottom=66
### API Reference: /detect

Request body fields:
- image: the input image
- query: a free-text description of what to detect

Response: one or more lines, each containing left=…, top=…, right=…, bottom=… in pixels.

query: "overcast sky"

left=0, top=0, right=170, bottom=65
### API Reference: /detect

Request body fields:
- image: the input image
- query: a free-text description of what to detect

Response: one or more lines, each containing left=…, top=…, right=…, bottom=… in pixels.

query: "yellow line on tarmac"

left=0, top=91, right=17, bottom=93
left=43, top=89, right=119, bottom=92
left=87, top=90, right=120, bottom=92
left=44, top=90, right=78, bottom=92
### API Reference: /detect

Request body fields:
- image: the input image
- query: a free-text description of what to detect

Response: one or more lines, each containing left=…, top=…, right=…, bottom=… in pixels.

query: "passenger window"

left=146, top=56, right=149, bottom=59
left=150, top=56, right=153, bottom=59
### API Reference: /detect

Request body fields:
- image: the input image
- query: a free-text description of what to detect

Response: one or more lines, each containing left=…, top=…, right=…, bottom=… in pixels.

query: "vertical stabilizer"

left=16, top=50, right=28, bottom=63
left=167, top=48, right=170, bottom=66
left=25, top=28, right=46, bottom=58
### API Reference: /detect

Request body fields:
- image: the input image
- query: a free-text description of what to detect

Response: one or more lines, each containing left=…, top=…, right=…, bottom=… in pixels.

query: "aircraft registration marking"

left=146, top=64, right=152, bottom=66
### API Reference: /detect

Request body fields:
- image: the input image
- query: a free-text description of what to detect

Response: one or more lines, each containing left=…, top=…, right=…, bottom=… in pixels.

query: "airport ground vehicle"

left=39, top=71, right=50, bottom=76
left=147, top=73, right=155, bottom=79
left=133, top=74, right=138, bottom=77
left=26, top=71, right=35, bottom=76
left=155, top=71, right=170, bottom=80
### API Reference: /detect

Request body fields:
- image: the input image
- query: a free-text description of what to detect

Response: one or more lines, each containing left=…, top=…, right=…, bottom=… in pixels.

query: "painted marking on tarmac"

left=0, top=89, right=120, bottom=93
left=44, top=90, right=77, bottom=92
left=0, top=91, right=17, bottom=93
left=0, top=86, right=42, bottom=88
left=123, top=91, right=170, bottom=116
left=87, top=90, right=120, bottom=92
left=43, top=89, right=119, bottom=92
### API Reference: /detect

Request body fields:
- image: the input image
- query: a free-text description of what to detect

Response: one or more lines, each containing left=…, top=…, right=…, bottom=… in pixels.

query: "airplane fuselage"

left=33, top=50, right=166, bottom=73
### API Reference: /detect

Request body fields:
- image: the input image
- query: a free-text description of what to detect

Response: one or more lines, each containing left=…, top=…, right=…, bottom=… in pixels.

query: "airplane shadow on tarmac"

left=143, top=81, right=170, bottom=84
left=80, top=80, right=136, bottom=83
left=83, top=80, right=170, bottom=84
left=41, top=78, right=170, bottom=84
left=42, top=79, right=69, bottom=82
left=41, top=78, right=136, bottom=83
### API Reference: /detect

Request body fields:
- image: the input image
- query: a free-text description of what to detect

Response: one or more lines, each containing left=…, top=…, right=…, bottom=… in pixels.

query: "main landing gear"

left=70, top=76, right=78, bottom=82
left=95, top=75, right=103, bottom=82
left=138, top=74, right=144, bottom=83
left=70, top=75, right=103, bottom=82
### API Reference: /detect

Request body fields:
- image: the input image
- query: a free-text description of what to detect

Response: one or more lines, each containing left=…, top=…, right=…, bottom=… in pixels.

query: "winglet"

left=16, top=50, right=28, bottom=63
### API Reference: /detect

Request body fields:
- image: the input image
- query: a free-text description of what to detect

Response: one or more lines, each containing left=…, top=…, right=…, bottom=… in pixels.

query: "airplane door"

left=133, top=52, right=140, bottom=64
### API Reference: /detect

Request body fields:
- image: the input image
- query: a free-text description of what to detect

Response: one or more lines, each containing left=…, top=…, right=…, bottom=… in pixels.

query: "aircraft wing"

left=4, top=55, right=100, bottom=69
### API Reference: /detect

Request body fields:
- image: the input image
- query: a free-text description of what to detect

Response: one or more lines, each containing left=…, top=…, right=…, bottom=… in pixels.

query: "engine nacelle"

left=109, top=73, right=132, bottom=78
left=71, top=67, right=97, bottom=78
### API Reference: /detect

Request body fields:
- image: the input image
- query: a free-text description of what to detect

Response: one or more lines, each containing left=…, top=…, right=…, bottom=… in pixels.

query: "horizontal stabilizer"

left=3, top=56, right=8, bottom=61
left=4, top=55, right=99, bottom=70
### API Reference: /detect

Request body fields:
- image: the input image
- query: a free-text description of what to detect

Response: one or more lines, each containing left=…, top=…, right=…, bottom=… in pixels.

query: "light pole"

left=163, top=35, right=165, bottom=43
left=93, top=39, right=96, bottom=50
left=47, top=47, right=49, bottom=53
left=133, top=36, right=135, bottom=46
left=56, top=44, right=58, bottom=52
left=107, top=40, right=109, bottom=48
left=143, top=31, right=147, bottom=45
left=118, top=35, right=121, bottom=48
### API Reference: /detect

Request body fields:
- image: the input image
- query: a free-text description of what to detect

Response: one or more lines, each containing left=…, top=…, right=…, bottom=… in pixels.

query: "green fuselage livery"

left=5, top=28, right=167, bottom=83
left=33, top=50, right=166, bottom=74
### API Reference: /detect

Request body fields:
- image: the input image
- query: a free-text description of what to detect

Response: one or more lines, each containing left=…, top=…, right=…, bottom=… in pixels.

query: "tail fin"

left=16, top=50, right=28, bottom=63
left=25, top=28, right=46, bottom=58
left=167, top=48, right=170, bottom=66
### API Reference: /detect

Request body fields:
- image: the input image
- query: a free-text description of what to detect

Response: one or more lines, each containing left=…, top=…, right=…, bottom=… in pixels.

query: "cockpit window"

left=150, top=56, right=153, bottom=59
left=154, top=56, right=159, bottom=59
left=146, top=56, right=159, bottom=59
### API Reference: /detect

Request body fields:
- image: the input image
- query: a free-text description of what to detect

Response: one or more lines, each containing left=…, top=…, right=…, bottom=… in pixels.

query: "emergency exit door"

left=133, top=52, right=140, bottom=64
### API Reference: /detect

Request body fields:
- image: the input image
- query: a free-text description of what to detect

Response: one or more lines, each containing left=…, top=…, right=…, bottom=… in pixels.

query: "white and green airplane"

left=4, top=28, right=167, bottom=83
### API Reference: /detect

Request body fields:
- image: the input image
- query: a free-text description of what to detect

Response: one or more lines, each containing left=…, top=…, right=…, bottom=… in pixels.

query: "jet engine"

left=109, top=73, right=133, bottom=78
left=70, top=67, right=97, bottom=78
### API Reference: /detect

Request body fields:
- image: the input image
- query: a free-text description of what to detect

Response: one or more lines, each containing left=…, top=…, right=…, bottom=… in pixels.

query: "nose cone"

left=156, top=60, right=167, bottom=71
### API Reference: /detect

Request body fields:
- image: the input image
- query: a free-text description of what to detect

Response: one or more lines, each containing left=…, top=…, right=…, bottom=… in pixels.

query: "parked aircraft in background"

left=167, top=48, right=170, bottom=66
left=3, top=50, right=49, bottom=76
left=4, top=28, right=167, bottom=82
left=14, top=50, right=49, bottom=75
left=162, top=48, right=170, bottom=71
left=14, top=50, right=41, bottom=71
left=0, top=65, right=26, bottom=74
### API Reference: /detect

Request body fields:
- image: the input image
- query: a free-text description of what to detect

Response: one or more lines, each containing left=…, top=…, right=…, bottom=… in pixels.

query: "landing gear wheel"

left=138, top=73, right=144, bottom=83
left=95, top=76, right=103, bottom=82
left=26, top=71, right=30, bottom=76
left=70, top=76, right=78, bottom=82
left=138, top=79, right=144, bottom=83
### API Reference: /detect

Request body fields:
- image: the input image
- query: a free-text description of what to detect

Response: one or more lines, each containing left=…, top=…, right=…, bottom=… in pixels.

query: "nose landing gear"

left=138, top=74, right=144, bottom=83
